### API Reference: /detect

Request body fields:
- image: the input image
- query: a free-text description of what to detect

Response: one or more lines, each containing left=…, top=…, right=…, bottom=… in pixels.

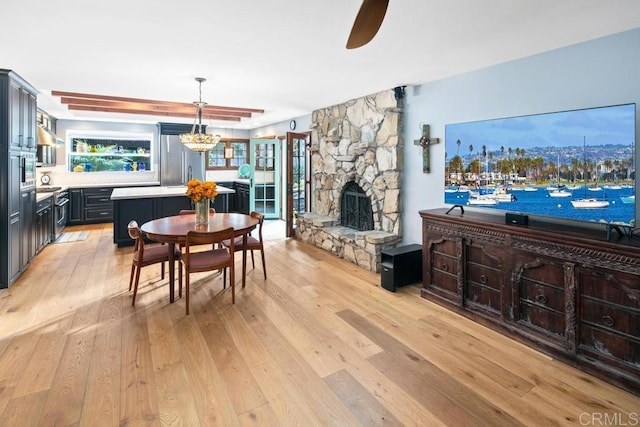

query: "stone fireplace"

left=295, top=89, right=403, bottom=272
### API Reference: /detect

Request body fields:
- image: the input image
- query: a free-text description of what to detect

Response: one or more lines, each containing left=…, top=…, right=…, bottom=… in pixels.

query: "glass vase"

left=194, top=199, right=210, bottom=225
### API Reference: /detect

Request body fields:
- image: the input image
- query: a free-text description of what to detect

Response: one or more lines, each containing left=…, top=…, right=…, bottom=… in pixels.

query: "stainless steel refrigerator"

left=159, top=124, right=205, bottom=186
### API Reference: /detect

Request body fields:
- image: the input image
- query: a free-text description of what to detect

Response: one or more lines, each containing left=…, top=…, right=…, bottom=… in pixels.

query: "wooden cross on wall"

left=414, top=124, right=440, bottom=173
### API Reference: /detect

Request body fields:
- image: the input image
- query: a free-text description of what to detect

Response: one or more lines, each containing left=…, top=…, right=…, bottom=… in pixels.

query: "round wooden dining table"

left=141, top=212, right=259, bottom=303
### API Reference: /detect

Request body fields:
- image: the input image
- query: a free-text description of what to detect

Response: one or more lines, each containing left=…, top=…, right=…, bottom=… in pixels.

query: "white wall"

left=401, top=27, right=640, bottom=244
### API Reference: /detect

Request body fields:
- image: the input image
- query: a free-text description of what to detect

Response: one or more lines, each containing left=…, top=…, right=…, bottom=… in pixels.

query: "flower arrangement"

left=185, top=179, right=218, bottom=202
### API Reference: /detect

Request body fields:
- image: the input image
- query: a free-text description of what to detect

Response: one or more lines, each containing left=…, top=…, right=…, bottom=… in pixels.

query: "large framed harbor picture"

left=443, top=103, right=637, bottom=227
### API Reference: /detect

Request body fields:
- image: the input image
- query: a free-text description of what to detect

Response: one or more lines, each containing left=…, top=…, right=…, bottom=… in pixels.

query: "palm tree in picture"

left=481, top=145, right=487, bottom=174
left=571, top=158, right=580, bottom=183
left=456, top=139, right=461, bottom=156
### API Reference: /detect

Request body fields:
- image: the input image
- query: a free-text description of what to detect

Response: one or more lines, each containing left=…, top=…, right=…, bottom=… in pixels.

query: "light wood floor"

left=0, top=223, right=638, bottom=426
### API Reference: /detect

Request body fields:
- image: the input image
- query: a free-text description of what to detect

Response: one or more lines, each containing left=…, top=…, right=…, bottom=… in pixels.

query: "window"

left=207, top=139, right=249, bottom=170
left=67, top=131, right=153, bottom=173
left=254, top=141, right=275, bottom=171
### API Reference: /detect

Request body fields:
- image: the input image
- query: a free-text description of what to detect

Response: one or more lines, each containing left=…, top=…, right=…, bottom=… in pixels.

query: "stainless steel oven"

left=54, top=189, right=69, bottom=239
left=20, top=153, right=36, bottom=188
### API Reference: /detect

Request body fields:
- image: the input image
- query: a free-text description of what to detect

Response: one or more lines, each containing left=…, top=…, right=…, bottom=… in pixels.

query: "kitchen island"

left=111, top=185, right=235, bottom=247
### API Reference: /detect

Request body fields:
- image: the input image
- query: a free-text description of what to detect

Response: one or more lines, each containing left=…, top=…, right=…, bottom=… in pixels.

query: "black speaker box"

left=506, top=212, right=529, bottom=225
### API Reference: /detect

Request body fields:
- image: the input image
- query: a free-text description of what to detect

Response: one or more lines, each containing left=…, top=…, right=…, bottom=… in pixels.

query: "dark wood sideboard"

left=419, top=208, right=640, bottom=395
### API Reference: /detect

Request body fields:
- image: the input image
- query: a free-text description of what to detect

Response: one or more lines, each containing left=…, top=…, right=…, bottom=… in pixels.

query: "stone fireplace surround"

left=295, top=90, right=404, bottom=272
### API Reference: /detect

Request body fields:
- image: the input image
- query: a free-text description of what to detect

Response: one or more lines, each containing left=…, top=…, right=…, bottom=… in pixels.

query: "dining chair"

left=181, top=227, right=235, bottom=315
left=128, top=220, right=182, bottom=306
left=221, top=211, right=266, bottom=280
left=178, top=208, right=217, bottom=250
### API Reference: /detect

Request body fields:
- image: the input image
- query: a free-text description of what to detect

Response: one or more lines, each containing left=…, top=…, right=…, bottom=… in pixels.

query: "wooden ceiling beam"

left=59, top=97, right=253, bottom=118
left=51, top=90, right=264, bottom=114
left=67, top=105, right=242, bottom=121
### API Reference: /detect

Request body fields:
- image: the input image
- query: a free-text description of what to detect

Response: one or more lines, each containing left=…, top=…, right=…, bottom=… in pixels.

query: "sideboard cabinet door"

left=423, top=234, right=462, bottom=305
left=577, top=268, right=640, bottom=376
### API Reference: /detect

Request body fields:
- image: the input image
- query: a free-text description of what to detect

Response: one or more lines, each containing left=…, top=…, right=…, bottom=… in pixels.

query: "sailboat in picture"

left=571, top=137, right=610, bottom=209
left=548, top=151, right=572, bottom=197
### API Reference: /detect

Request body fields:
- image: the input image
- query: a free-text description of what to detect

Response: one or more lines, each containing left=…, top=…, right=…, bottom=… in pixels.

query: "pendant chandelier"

left=179, top=77, right=221, bottom=152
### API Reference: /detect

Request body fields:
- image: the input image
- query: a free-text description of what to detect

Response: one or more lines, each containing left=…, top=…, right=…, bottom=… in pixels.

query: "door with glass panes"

left=286, top=132, right=309, bottom=237
left=250, top=138, right=280, bottom=219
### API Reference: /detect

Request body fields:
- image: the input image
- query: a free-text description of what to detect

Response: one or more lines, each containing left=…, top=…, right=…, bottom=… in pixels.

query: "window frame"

left=206, top=138, right=249, bottom=170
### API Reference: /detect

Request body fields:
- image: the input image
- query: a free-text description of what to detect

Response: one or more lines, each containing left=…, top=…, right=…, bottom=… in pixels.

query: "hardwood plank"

left=154, top=363, right=201, bottom=426
left=11, top=315, right=72, bottom=398
left=80, top=295, right=123, bottom=426
left=235, top=297, right=361, bottom=425
left=39, top=300, right=101, bottom=425
left=174, top=310, right=239, bottom=426
left=263, top=256, right=383, bottom=359
left=190, top=291, right=268, bottom=416
left=364, top=311, right=564, bottom=425
left=248, top=360, right=324, bottom=425
left=0, top=333, right=40, bottom=414
left=119, top=306, right=160, bottom=426
left=0, top=390, right=48, bottom=426
left=237, top=402, right=282, bottom=427
left=324, top=369, right=402, bottom=426
left=338, top=309, right=524, bottom=426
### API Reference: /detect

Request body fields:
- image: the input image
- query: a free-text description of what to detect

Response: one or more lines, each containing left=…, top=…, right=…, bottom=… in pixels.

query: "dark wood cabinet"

left=216, top=181, right=235, bottom=212
left=35, top=196, right=53, bottom=253
left=9, top=79, right=36, bottom=151
left=1, top=70, right=38, bottom=288
left=112, top=196, right=192, bottom=247
left=68, top=187, right=115, bottom=224
left=7, top=154, right=22, bottom=284
left=420, top=209, right=640, bottom=395
left=68, top=188, right=84, bottom=224
left=20, top=188, right=36, bottom=270
left=235, top=182, right=249, bottom=214
left=83, top=187, right=114, bottom=223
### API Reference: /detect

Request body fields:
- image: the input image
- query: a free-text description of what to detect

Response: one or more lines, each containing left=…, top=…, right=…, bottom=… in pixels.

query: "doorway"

left=249, top=138, right=280, bottom=219
left=285, top=132, right=310, bottom=237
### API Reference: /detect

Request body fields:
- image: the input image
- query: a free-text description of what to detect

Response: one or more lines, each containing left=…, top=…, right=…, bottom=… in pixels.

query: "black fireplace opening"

left=340, top=181, right=373, bottom=231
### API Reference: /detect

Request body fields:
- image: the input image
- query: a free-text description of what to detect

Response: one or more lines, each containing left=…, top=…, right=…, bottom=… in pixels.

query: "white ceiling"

left=2, top=0, right=640, bottom=129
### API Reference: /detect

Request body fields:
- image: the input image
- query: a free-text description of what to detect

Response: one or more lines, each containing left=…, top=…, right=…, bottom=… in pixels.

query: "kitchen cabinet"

left=235, top=182, right=250, bottom=214
left=20, top=188, right=36, bottom=270
left=68, top=188, right=84, bottom=224
left=35, top=195, right=53, bottom=253
left=112, top=196, right=192, bottom=247
left=68, top=187, right=115, bottom=224
left=7, top=154, right=22, bottom=284
left=84, top=187, right=114, bottom=223
left=1, top=69, right=38, bottom=288
left=9, top=79, right=36, bottom=152
left=420, top=208, right=640, bottom=395
left=111, top=185, right=235, bottom=247
left=216, top=181, right=235, bottom=212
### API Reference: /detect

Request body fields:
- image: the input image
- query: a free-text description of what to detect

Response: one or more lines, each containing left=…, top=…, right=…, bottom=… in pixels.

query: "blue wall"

left=402, top=27, right=640, bottom=244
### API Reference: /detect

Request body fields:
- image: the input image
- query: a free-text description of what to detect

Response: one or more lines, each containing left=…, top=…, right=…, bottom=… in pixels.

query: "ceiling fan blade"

left=346, top=0, right=389, bottom=49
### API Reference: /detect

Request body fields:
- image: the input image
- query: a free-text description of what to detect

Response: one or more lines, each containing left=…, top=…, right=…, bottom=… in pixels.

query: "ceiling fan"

left=346, top=0, right=389, bottom=49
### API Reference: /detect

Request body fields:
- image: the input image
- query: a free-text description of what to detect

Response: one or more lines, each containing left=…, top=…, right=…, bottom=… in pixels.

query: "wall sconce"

left=224, top=147, right=234, bottom=159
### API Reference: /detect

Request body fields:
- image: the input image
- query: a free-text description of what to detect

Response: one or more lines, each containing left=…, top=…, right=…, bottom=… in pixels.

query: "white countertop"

left=110, top=185, right=235, bottom=200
